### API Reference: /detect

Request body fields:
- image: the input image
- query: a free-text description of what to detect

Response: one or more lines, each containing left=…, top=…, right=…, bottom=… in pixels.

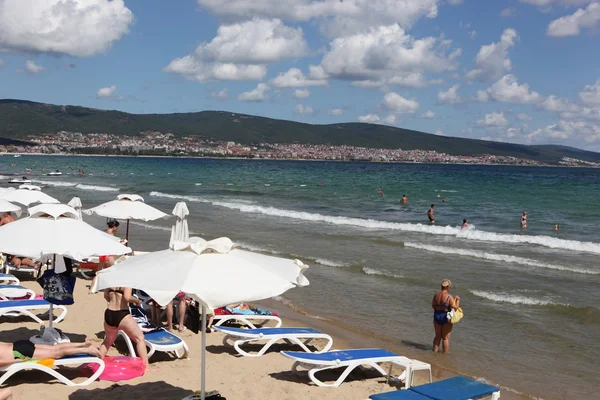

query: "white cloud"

left=358, top=114, right=396, bottom=124
left=547, top=2, right=600, bottom=36
left=501, top=8, right=517, bottom=16
left=517, top=112, right=532, bottom=120
left=96, top=85, right=116, bottom=98
left=293, top=89, right=311, bottom=99
left=448, top=0, right=464, bottom=4
left=539, top=94, right=578, bottom=112
left=271, top=67, right=328, bottom=87
left=381, top=92, right=419, bottom=114
left=474, top=90, right=490, bottom=102
left=328, top=108, right=344, bottom=116
left=477, top=111, right=509, bottom=126
left=0, top=0, right=133, bottom=57
left=24, top=60, right=44, bottom=74
left=466, top=29, right=518, bottom=82
left=388, top=73, right=442, bottom=88
left=319, top=24, right=460, bottom=83
left=197, top=0, right=439, bottom=36
left=437, top=84, right=461, bottom=104
left=421, top=110, right=435, bottom=119
left=527, top=120, right=596, bottom=141
left=238, top=83, right=270, bottom=102
left=487, top=75, right=543, bottom=104
left=295, top=104, right=314, bottom=115
left=434, top=129, right=445, bottom=136
left=211, top=88, right=229, bottom=100
left=579, top=77, right=600, bottom=106
left=164, top=19, right=306, bottom=82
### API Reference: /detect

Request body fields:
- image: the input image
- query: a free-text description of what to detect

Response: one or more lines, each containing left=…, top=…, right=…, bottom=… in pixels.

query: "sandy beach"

left=0, top=272, right=526, bottom=400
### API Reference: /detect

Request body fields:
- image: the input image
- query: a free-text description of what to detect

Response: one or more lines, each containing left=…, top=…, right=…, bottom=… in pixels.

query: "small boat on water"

left=8, top=176, right=31, bottom=184
left=46, top=170, right=63, bottom=176
left=13, top=154, right=20, bottom=158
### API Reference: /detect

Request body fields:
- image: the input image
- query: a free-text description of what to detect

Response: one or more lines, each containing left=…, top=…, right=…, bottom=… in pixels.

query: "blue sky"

left=1, top=0, right=599, bottom=151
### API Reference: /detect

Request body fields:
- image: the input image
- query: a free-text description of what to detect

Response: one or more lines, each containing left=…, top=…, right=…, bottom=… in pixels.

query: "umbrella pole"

left=48, top=254, right=56, bottom=330
left=126, top=219, right=130, bottom=242
left=201, top=305, right=206, bottom=400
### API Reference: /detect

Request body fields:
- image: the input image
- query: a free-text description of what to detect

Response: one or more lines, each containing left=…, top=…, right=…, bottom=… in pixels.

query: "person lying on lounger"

left=6, top=255, right=41, bottom=270
left=0, top=388, right=13, bottom=400
left=0, top=340, right=101, bottom=367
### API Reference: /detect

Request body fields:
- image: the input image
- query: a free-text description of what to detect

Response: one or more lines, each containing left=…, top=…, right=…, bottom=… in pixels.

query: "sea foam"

left=470, top=290, right=561, bottom=306
left=404, top=242, right=598, bottom=275
left=149, top=191, right=600, bottom=255
left=76, top=184, right=119, bottom=192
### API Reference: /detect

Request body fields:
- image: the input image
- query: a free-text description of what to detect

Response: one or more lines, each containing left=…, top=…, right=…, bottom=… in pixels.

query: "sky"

left=0, top=0, right=599, bottom=151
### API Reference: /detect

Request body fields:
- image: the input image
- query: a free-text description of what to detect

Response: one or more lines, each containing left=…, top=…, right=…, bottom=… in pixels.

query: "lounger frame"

left=0, top=355, right=105, bottom=387
left=118, top=329, right=190, bottom=359
left=283, top=349, right=432, bottom=388
left=0, top=285, right=36, bottom=301
left=216, top=327, right=334, bottom=357
left=213, top=314, right=283, bottom=329
left=0, top=300, right=67, bottom=324
left=0, top=274, right=19, bottom=285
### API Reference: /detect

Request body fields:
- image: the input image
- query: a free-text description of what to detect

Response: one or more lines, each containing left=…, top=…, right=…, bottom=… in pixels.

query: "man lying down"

left=0, top=340, right=101, bottom=367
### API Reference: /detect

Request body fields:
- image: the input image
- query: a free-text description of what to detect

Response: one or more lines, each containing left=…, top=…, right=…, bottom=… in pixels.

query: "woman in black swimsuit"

left=99, top=287, right=149, bottom=366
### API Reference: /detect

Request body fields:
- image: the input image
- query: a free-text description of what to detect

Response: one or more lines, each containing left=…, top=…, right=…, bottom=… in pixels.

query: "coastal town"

left=0, top=130, right=597, bottom=167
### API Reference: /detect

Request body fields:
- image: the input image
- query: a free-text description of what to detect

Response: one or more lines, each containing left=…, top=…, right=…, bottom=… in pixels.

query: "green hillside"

left=0, top=99, right=598, bottom=163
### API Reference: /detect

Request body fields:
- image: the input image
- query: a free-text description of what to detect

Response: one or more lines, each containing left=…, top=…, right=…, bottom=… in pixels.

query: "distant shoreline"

left=1, top=152, right=597, bottom=168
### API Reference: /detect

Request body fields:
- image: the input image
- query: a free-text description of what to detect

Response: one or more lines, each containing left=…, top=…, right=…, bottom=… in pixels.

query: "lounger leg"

left=307, top=364, right=362, bottom=387
left=232, top=337, right=279, bottom=357
left=118, top=330, right=137, bottom=356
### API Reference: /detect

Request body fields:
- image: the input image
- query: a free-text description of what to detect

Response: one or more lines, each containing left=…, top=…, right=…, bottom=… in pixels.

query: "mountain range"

left=0, top=99, right=598, bottom=163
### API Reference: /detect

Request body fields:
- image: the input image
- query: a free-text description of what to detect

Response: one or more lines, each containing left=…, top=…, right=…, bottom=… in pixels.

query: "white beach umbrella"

left=67, top=196, right=83, bottom=220
left=85, top=194, right=168, bottom=241
left=93, top=236, right=309, bottom=400
left=170, top=201, right=189, bottom=246
left=0, top=199, right=22, bottom=217
left=1, top=184, right=59, bottom=207
left=0, top=203, right=131, bottom=341
left=0, top=203, right=131, bottom=261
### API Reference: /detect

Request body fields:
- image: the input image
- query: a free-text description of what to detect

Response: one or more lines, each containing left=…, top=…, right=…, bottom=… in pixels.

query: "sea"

left=2, top=155, right=599, bottom=400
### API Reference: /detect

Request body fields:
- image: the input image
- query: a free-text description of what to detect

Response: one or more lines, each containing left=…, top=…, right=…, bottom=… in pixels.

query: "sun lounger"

left=0, top=284, right=36, bottom=300
left=118, top=328, right=189, bottom=359
left=0, top=353, right=105, bottom=387
left=213, top=306, right=283, bottom=329
left=282, top=348, right=432, bottom=388
left=0, top=299, right=67, bottom=324
left=369, top=376, right=500, bottom=400
left=117, top=302, right=189, bottom=359
left=215, top=326, right=334, bottom=357
left=3, top=263, right=39, bottom=278
left=0, top=274, right=19, bottom=285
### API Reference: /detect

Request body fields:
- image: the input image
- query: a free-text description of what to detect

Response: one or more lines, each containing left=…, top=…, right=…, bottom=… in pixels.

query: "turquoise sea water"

left=2, top=155, right=599, bottom=399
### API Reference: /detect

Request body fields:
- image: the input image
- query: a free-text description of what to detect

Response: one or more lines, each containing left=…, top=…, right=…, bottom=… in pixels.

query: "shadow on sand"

left=69, top=381, right=195, bottom=400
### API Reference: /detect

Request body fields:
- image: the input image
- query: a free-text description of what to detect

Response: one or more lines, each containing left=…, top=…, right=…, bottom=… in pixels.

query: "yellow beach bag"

left=448, top=307, right=464, bottom=324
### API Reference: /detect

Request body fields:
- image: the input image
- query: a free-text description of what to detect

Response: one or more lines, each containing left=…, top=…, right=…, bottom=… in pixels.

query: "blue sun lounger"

left=282, top=348, right=432, bottom=388
left=0, top=299, right=67, bottom=324
left=369, top=376, right=500, bottom=400
left=0, top=284, right=36, bottom=300
left=215, top=326, right=334, bottom=357
left=0, top=274, right=19, bottom=285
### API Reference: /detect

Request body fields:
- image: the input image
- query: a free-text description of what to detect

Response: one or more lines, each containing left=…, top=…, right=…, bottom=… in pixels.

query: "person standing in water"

left=432, top=279, right=460, bottom=353
left=401, top=194, right=408, bottom=204
left=462, top=219, right=469, bottom=229
left=521, top=211, right=528, bottom=230
left=428, top=204, right=435, bottom=223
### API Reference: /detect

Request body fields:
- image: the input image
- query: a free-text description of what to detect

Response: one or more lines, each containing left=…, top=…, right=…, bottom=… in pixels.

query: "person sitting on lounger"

left=0, top=212, right=16, bottom=227
left=0, top=340, right=100, bottom=367
left=99, top=286, right=149, bottom=366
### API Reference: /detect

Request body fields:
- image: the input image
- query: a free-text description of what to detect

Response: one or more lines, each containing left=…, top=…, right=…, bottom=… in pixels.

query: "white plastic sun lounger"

left=0, top=284, right=36, bottom=300
left=0, top=354, right=105, bottom=387
left=368, top=376, right=500, bottom=400
left=118, top=328, right=190, bottom=359
left=3, top=263, right=38, bottom=278
left=0, top=299, right=67, bottom=324
left=282, top=348, right=432, bottom=388
left=0, top=274, right=19, bottom=285
left=213, top=307, right=282, bottom=329
left=215, top=326, right=334, bottom=357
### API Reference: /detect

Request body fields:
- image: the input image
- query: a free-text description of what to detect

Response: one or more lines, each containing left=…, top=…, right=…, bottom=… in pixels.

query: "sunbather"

left=0, top=340, right=100, bottom=367
left=99, top=286, right=149, bottom=366
left=6, top=255, right=41, bottom=270
left=0, top=388, right=12, bottom=400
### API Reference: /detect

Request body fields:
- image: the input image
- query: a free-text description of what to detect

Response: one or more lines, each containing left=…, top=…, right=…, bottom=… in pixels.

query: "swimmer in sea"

left=554, top=224, right=559, bottom=232
left=401, top=194, right=408, bottom=204
left=377, top=189, right=384, bottom=197
left=521, top=211, right=527, bottom=230
left=436, top=193, right=441, bottom=198
left=442, top=198, right=447, bottom=203
left=428, top=204, right=435, bottom=223
left=462, top=219, right=469, bottom=229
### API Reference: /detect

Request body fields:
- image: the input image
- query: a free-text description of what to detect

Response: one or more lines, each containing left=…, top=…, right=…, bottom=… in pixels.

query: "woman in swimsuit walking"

left=99, top=286, right=149, bottom=366
left=432, top=279, right=460, bottom=353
